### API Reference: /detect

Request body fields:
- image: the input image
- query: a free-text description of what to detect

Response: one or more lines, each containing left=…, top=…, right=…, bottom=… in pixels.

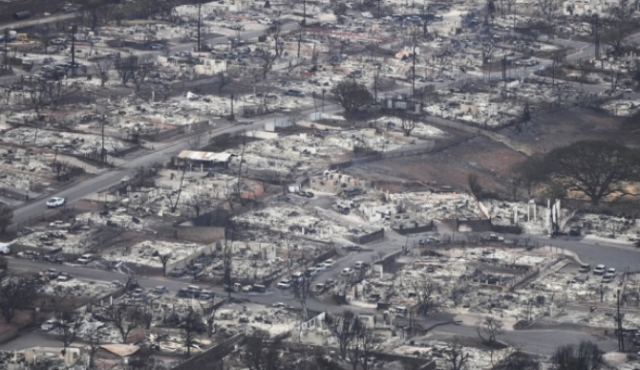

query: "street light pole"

left=70, top=24, right=77, bottom=75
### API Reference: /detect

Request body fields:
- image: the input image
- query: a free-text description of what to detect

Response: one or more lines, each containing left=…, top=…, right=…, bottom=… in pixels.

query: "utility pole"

left=321, top=89, right=325, bottom=112
left=100, top=114, right=106, bottom=163
left=70, top=24, right=77, bottom=75
left=3, top=29, right=8, bottom=72
left=197, top=3, right=202, bottom=52
left=411, top=35, right=417, bottom=97
left=302, top=0, right=306, bottom=26
left=593, top=14, right=600, bottom=60
left=617, top=289, right=624, bottom=351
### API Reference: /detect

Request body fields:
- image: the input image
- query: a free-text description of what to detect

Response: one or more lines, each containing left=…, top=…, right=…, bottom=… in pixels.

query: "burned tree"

left=94, top=58, right=114, bottom=87
left=106, top=304, right=143, bottom=343
left=0, top=274, right=37, bottom=323
left=551, top=341, right=604, bottom=370
left=156, top=253, right=172, bottom=276
left=413, top=277, right=438, bottom=315
left=326, top=311, right=363, bottom=360
left=241, top=329, right=285, bottom=370
left=182, top=307, right=203, bottom=357
left=401, top=114, right=417, bottom=137
left=223, top=226, right=235, bottom=298
left=198, top=295, right=218, bottom=338
left=291, top=274, right=314, bottom=321
left=114, top=55, right=140, bottom=87
left=444, top=341, right=471, bottom=370
left=491, top=350, right=540, bottom=370
left=332, top=80, right=373, bottom=114
left=601, top=5, right=636, bottom=57
left=476, top=316, right=505, bottom=346
left=356, top=327, right=381, bottom=370
left=55, top=310, right=84, bottom=348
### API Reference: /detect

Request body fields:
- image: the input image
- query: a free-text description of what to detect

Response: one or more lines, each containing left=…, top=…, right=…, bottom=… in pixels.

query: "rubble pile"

left=370, top=116, right=447, bottom=138
left=216, top=302, right=299, bottom=336
left=40, top=280, right=115, bottom=299
left=2, top=128, right=130, bottom=157
left=16, top=230, right=84, bottom=253
left=234, top=202, right=353, bottom=242
left=102, top=240, right=205, bottom=268
left=485, top=199, right=546, bottom=234
left=567, top=212, right=639, bottom=241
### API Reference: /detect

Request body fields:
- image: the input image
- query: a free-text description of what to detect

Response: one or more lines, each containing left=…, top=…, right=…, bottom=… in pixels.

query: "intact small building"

left=174, top=150, right=234, bottom=170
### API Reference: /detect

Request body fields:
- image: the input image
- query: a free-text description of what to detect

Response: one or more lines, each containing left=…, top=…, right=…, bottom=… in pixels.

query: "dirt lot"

left=347, top=107, right=640, bottom=196
left=349, top=135, right=525, bottom=195
left=501, top=107, right=640, bottom=153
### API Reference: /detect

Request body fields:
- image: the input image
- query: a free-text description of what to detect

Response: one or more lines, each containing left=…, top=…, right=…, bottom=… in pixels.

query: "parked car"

left=341, top=267, right=354, bottom=276
left=44, top=268, right=59, bottom=279
left=569, top=226, right=582, bottom=236
left=149, top=43, right=164, bottom=50
left=343, top=245, right=362, bottom=252
left=41, top=319, right=59, bottom=331
left=57, top=272, right=72, bottom=281
left=169, top=268, right=187, bottom=277
left=593, top=264, right=606, bottom=275
left=77, top=254, right=93, bottom=264
left=153, top=286, right=169, bottom=294
left=306, top=267, right=319, bottom=277
left=199, top=290, right=215, bottom=299
left=49, top=220, right=70, bottom=229
left=578, top=263, right=591, bottom=273
left=291, top=271, right=304, bottom=281
left=323, top=259, right=335, bottom=268
left=315, top=263, right=327, bottom=272
left=46, top=197, right=66, bottom=208
left=277, top=280, right=292, bottom=289
left=602, top=272, right=616, bottom=282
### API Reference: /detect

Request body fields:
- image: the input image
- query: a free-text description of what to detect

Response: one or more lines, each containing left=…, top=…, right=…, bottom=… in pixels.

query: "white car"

left=323, top=259, right=335, bottom=268
left=46, top=197, right=66, bottom=208
left=77, top=254, right=93, bottom=264
left=41, top=319, right=59, bottom=331
left=277, top=280, right=292, bottom=289
left=341, top=267, right=354, bottom=276
left=49, top=220, right=70, bottom=229
left=593, top=264, right=606, bottom=275
left=315, top=263, right=327, bottom=272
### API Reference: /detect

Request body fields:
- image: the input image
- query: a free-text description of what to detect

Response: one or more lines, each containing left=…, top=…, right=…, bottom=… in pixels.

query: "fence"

left=354, top=228, right=385, bottom=244
left=330, top=141, right=435, bottom=169
left=140, top=121, right=210, bottom=142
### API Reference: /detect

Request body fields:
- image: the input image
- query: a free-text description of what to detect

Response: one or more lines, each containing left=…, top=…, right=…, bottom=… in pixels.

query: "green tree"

left=515, top=140, right=640, bottom=205
left=332, top=80, right=373, bottom=115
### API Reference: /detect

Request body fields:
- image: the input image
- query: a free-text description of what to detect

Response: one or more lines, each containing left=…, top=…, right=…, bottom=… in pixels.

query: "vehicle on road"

left=578, top=263, right=591, bottom=273
left=277, top=280, right=292, bottom=289
left=77, top=254, right=93, bottom=264
left=315, top=263, right=327, bottom=272
left=593, top=264, right=606, bottom=275
left=46, top=197, right=66, bottom=208
left=343, top=245, right=362, bottom=252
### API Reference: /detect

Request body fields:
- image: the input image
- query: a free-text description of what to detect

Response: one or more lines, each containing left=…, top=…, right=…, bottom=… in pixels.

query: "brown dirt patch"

left=351, top=136, right=526, bottom=195
left=500, top=107, right=640, bottom=154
